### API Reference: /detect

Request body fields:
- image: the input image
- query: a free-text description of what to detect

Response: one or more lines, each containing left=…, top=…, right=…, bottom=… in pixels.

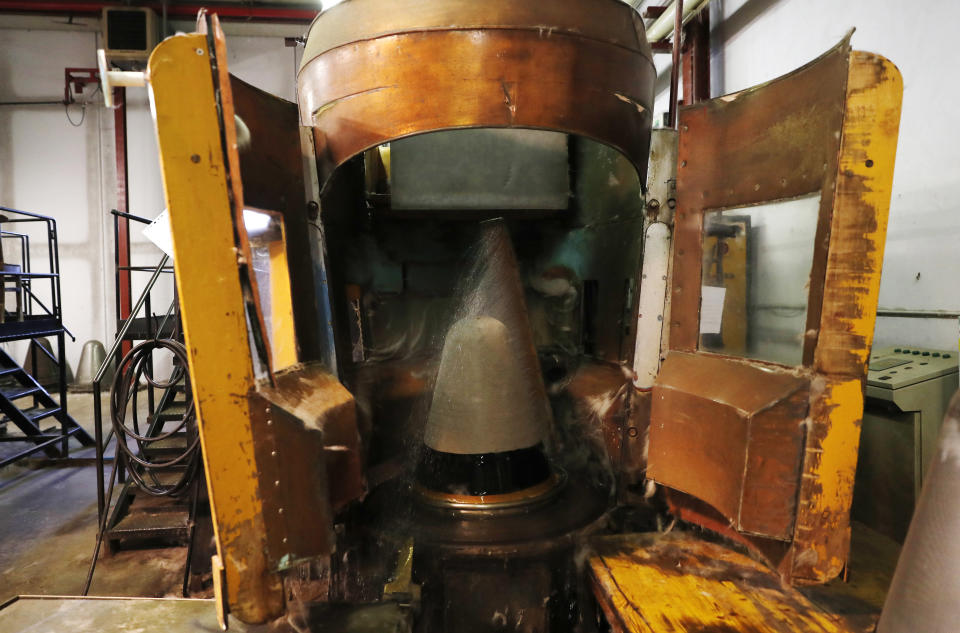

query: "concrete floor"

left=0, top=392, right=190, bottom=603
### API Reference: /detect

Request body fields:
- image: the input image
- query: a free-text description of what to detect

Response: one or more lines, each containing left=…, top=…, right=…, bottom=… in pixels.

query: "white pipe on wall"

left=645, top=0, right=711, bottom=43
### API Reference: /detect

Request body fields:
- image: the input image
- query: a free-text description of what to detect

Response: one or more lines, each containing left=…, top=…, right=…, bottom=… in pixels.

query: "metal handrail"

left=92, top=253, right=173, bottom=520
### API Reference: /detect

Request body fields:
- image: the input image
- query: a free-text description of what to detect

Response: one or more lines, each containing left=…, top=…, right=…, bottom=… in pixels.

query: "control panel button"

left=945, top=354, right=952, bottom=359
left=933, top=353, right=941, bottom=357
left=894, top=348, right=902, bottom=353
left=922, top=352, right=931, bottom=356
left=913, top=351, right=921, bottom=355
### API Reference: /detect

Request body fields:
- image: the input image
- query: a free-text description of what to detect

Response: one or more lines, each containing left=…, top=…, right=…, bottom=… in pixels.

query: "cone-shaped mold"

left=71, top=339, right=113, bottom=392
left=417, top=221, right=555, bottom=503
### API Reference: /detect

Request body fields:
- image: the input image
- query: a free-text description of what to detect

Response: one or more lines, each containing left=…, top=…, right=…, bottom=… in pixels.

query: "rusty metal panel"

left=649, top=352, right=809, bottom=539
left=671, top=37, right=851, bottom=355
left=298, top=0, right=655, bottom=192
left=248, top=391, right=332, bottom=571
left=813, top=52, right=902, bottom=379
left=256, top=363, right=365, bottom=514
left=230, top=76, right=324, bottom=364
left=649, top=41, right=902, bottom=584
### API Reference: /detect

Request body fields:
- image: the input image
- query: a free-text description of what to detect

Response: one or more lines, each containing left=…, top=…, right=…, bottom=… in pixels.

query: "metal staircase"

left=0, top=205, right=94, bottom=467
left=86, top=210, right=207, bottom=597
left=0, top=346, right=93, bottom=467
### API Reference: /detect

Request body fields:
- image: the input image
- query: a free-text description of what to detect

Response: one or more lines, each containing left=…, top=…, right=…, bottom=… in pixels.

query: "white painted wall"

left=645, top=0, right=960, bottom=352
left=0, top=15, right=304, bottom=376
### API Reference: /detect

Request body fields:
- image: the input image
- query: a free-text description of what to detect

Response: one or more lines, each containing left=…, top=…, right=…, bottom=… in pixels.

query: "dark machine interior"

left=313, top=128, right=652, bottom=631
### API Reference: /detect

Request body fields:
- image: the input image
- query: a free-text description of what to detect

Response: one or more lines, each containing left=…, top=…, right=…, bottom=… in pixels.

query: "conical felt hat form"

left=424, top=315, right=545, bottom=455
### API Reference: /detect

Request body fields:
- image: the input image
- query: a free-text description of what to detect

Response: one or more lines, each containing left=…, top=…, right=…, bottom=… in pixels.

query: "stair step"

left=24, top=406, right=61, bottom=422
left=107, top=507, right=190, bottom=541
left=0, top=385, right=39, bottom=400
left=0, top=367, right=21, bottom=377
left=154, top=402, right=187, bottom=422
left=141, top=433, right=188, bottom=458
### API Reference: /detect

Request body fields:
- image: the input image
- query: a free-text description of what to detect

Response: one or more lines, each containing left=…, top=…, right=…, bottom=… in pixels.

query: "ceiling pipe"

left=646, top=0, right=710, bottom=42
left=0, top=2, right=318, bottom=22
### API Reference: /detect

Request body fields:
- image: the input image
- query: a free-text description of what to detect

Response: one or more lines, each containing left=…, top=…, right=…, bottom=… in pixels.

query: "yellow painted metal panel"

left=147, top=33, right=283, bottom=622
left=267, top=235, right=298, bottom=370
left=793, top=52, right=903, bottom=583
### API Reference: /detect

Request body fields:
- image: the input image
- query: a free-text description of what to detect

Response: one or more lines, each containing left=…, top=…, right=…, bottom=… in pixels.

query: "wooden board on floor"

left=588, top=532, right=853, bottom=633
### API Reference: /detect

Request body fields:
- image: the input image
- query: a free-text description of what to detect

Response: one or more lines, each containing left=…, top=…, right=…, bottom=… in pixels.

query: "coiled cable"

left=110, top=338, right=201, bottom=496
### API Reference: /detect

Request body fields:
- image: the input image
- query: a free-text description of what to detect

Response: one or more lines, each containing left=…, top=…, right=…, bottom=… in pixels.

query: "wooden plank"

left=588, top=532, right=850, bottom=633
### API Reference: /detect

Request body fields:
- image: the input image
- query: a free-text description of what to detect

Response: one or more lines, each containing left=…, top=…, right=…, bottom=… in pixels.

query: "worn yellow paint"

left=815, top=52, right=902, bottom=377
left=794, top=52, right=902, bottom=584
left=267, top=233, right=298, bottom=371
left=815, top=379, right=864, bottom=509
left=147, top=34, right=283, bottom=622
left=589, top=533, right=849, bottom=633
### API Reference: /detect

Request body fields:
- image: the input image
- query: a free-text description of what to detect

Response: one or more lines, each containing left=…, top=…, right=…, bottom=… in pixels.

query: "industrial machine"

left=71, top=2, right=905, bottom=631
left=852, top=346, right=959, bottom=542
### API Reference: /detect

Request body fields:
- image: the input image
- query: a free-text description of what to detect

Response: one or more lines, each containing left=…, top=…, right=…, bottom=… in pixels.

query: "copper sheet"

left=671, top=37, right=850, bottom=355
left=649, top=351, right=809, bottom=539
left=298, top=0, right=655, bottom=191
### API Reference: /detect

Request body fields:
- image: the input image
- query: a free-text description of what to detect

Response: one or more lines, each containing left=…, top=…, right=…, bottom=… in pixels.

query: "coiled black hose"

left=110, top=338, right=200, bottom=496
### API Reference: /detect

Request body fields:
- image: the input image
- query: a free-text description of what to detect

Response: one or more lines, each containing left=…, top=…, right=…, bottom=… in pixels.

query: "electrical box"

left=852, top=346, right=959, bottom=542
left=101, top=7, right=158, bottom=69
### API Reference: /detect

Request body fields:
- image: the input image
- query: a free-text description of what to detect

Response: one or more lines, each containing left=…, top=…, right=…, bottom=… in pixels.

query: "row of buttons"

left=893, top=348, right=951, bottom=358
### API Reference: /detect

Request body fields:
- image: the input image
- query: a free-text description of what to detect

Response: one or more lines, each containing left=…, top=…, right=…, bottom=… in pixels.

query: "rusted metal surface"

left=681, top=9, right=710, bottom=105
left=231, top=76, right=324, bottom=364
left=649, top=39, right=902, bottom=585
left=257, top=362, right=365, bottom=514
left=813, top=52, right=902, bottom=379
left=209, top=16, right=276, bottom=383
left=670, top=36, right=850, bottom=355
left=588, top=531, right=852, bottom=633
left=298, top=0, right=655, bottom=192
left=250, top=363, right=363, bottom=571
left=649, top=352, right=809, bottom=540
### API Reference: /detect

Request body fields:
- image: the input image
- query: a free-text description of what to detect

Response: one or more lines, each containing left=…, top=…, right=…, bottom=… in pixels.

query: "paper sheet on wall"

left=142, top=210, right=174, bottom=259
left=700, top=286, right=726, bottom=334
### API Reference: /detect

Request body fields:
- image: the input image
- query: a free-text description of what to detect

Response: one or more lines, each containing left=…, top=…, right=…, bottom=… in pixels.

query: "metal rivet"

left=282, top=537, right=288, bottom=544
left=271, top=450, right=277, bottom=457
left=196, top=48, right=204, bottom=55
left=274, top=480, right=280, bottom=487
left=278, top=508, right=284, bottom=514
left=628, top=427, right=639, bottom=438
left=267, top=419, right=273, bottom=426
left=753, top=183, right=760, bottom=191
left=680, top=160, right=687, bottom=167
left=865, top=159, right=874, bottom=167
left=190, top=154, right=200, bottom=163
left=682, top=125, right=688, bottom=132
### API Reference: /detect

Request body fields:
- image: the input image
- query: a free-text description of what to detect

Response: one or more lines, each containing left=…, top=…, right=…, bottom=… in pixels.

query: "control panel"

left=867, top=346, right=957, bottom=390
